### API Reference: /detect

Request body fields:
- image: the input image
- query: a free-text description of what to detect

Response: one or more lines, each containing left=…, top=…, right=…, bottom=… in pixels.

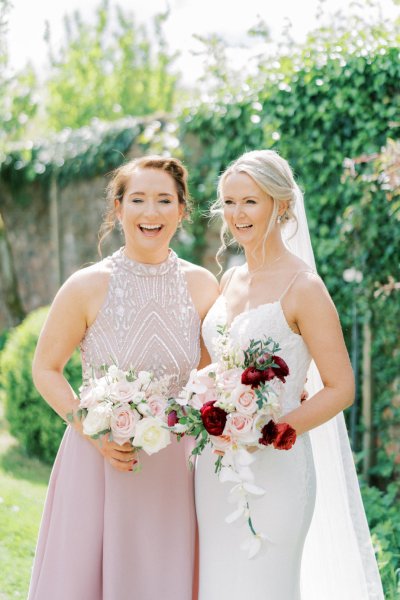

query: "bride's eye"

left=224, top=200, right=234, bottom=206
left=246, top=199, right=257, bottom=204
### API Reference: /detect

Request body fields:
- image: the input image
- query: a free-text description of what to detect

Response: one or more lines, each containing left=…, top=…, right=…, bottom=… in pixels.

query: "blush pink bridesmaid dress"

left=28, top=248, right=200, bottom=600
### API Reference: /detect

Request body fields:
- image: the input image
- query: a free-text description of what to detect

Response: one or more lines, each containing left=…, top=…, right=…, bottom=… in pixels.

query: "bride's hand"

left=93, top=434, right=137, bottom=472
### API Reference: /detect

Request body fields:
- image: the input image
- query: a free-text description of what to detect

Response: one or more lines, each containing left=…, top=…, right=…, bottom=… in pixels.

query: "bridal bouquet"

left=168, top=327, right=296, bottom=558
left=75, top=365, right=172, bottom=460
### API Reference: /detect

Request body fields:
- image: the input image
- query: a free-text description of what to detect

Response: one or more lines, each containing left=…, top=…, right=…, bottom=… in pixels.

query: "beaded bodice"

left=202, top=295, right=311, bottom=415
left=81, top=248, right=201, bottom=395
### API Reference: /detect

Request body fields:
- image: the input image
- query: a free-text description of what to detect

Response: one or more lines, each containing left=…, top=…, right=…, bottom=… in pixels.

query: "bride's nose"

left=233, top=203, right=246, bottom=218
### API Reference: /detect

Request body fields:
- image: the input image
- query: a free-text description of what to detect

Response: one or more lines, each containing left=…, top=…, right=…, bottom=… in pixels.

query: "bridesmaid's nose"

left=143, top=199, right=158, bottom=217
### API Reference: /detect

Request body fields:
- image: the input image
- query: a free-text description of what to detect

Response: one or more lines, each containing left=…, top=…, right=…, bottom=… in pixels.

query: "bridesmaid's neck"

left=123, top=244, right=171, bottom=265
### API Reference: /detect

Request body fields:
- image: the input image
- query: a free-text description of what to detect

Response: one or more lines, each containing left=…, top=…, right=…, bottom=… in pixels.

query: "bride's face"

left=222, top=171, right=275, bottom=250
left=116, top=168, right=184, bottom=254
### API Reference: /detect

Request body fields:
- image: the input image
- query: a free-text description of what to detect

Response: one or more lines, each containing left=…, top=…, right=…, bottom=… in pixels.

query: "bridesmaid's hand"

left=94, top=434, right=138, bottom=472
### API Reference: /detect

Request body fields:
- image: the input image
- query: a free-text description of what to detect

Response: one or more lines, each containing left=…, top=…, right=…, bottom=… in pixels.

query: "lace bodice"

left=202, top=294, right=311, bottom=414
left=81, top=248, right=201, bottom=395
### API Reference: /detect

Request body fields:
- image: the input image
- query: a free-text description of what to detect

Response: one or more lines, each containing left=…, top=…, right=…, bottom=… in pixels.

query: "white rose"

left=136, top=400, right=152, bottom=416
left=79, top=386, right=97, bottom=409
left=132, top=417, right=171, bottom=455
left=107, top=365, right=125, bottom=380
left=137, top=371, right=153, bottom=387
left=90, top=383, right=109, bottom=402
left=83, top=403, right=112, bottom=437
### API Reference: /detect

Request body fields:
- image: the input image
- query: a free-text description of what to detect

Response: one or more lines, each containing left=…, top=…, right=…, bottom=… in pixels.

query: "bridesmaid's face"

left=116, top=168, right=184, bottom=252
left=222, top=172, right=274, bottom=249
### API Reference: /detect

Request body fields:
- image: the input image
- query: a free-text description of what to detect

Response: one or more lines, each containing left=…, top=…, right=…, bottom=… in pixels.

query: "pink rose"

left=226, top=412, right=255, bottom=442
left=231, top=384, right=258, bottom=415
left=147, top=394, right=167, bottom=418
left=109, top=380, right=138, bottom=403
left=111, top=404, right=140, bottom=445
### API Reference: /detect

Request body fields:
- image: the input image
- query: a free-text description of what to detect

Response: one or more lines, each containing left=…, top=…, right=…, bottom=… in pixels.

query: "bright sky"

left=6, top=0, right=399, bottom=83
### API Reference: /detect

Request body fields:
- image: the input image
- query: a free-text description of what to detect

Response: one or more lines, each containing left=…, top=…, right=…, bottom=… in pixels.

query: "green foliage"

left=0, top=307, right=82, bottom=464
left=0, top=115, right=182, bottom=191
left=0, top=0, right=38, bottom=158
left=45, top=0, right=178, bottom=131
left=361, top=481, right=400, bottom=598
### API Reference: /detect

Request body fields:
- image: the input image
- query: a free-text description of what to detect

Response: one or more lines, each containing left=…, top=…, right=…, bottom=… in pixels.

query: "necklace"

left=247, top=250, right=289, bottom=277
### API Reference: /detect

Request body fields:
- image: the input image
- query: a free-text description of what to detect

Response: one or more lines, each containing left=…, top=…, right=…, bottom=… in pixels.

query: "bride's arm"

left=32, top=267, right=136, bottom=472
left=280, top=272, right=355, bottom=436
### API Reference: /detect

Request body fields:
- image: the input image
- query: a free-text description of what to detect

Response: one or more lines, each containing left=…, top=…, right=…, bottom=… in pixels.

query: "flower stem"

left=247, top=501, right=257, bottom=536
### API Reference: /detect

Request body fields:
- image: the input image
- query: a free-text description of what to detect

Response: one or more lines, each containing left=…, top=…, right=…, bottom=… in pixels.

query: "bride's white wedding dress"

left=196, top=278, right=317, bottom=600
left=196, top=185, right=383, bottom=599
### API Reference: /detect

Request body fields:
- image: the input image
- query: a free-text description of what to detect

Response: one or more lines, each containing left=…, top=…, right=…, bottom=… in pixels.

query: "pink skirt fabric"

left=28, top=427, right=196, bottom=600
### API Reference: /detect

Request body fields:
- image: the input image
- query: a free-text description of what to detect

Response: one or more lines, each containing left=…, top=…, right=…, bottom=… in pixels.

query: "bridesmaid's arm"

left=280, top=273, right=355, bottom=436
left=32, top=271, right=90, bottom=427
left=32, top=268, right=136, bottom=472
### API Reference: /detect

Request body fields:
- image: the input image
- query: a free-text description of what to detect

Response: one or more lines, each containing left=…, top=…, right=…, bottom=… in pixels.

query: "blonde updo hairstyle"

left=98, top=155, right=191, bottom=254
left=211, top=149, right=299, bottom=267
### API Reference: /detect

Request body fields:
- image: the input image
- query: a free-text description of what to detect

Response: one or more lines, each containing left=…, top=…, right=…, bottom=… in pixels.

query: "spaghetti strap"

left=221, top=267, right=236, bottom=294
left=279, top=270, right=314, bottom=301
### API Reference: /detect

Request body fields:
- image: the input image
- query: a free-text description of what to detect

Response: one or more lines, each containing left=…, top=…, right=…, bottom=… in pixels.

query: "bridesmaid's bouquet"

left=168, top=327, right=296, bottom=558
left=74, top=365, right=173, bottom=460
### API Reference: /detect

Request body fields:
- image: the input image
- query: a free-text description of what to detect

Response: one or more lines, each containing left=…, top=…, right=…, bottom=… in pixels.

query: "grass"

left=0, top=394, right=51, bottom=600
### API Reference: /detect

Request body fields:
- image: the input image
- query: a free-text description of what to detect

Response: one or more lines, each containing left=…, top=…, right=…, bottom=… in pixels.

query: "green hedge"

left=0, top=307, right=82, bottom=464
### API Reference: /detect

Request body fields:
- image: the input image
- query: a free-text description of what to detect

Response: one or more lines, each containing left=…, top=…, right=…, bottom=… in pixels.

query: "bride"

left=196, top=149, right=384, bottom=599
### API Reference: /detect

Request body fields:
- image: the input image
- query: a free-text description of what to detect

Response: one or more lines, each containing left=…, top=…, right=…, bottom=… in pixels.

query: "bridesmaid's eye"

left=159, top=199, right=172, bottom=204
left=130, top=198, right=143, bottom=203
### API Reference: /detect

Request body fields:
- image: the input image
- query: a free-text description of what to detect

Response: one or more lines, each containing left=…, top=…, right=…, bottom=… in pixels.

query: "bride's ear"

left=278, top=200, right=289, bottom=217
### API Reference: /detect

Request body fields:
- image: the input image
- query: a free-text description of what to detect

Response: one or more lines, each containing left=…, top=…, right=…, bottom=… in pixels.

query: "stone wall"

left=0, top=174, right=121, bottom=330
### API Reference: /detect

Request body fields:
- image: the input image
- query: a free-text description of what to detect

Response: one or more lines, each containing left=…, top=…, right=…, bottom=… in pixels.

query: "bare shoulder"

left=60, top=258, right=112, bottom=299
left=179, top=259, right=220, bottom=319
left=290, top=270, right=337, bottom=322
left=179, top=258, right=219, bottom=289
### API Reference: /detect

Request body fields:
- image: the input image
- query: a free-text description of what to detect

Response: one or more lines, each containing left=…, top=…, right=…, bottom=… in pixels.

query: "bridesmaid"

left=28, top=155, right=218, bottom=600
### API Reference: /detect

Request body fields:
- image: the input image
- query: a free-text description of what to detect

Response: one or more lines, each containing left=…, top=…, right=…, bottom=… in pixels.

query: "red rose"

left=167, top=410, right=178, bottom=427
left=271, top=355, right=289, bottom=383
left=259, top=419, right=278, bottom=446
left=200, top=401, right=227, bottom=436
left=241, top=367, right=263, bottom=388
left=241, top=366, right=275, bottom=388
left=273, top=423, right=297, bottom=450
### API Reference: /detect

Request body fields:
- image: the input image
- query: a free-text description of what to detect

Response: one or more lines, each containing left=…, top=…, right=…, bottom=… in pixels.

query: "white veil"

left=283, top=188, right=384, bottom=600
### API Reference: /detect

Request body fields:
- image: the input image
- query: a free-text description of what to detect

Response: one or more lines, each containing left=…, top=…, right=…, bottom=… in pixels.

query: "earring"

left=117, top=220, right=123, bottom=232
left=277, top=215, right=282, bottom=224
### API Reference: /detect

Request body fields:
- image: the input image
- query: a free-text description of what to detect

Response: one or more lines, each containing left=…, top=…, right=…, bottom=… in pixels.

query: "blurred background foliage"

left=0, top=0, right=399, bottom=594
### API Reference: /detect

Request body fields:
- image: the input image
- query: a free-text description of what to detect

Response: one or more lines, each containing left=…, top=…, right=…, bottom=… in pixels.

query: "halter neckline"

left=113, top=247, right=178, bottom=277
